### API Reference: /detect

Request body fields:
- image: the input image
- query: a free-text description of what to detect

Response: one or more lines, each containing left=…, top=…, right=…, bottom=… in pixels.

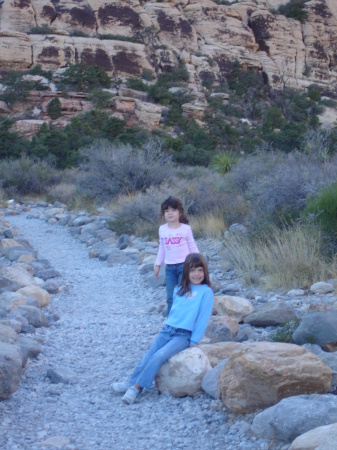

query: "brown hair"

left=160, top=196, right=189, bottom=224
left=177, top=253, right=211, bottom=296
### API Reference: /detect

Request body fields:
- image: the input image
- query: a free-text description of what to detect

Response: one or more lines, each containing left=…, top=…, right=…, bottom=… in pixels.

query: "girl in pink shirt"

left=154, top=197, right=199, bottom=314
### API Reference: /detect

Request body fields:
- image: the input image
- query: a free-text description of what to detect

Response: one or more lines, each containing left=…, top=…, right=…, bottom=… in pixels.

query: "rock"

left=251, top=394, right=337, bottom=443
left=14, top=305, right=50, bottom=328
left=134, top=100, right=163, bottom=129
left=117, top=234, right=130, bottom=250
left=213, top=295, right=254, bottom=322
left=310, top=281, right=334, bottom=294
left=16, top=335, right=42, bottom=366
left=1, top=265, right=37, bottom=287
left=292, top=311, right=337, bottom=347
left=205, top=315, right=239, bottom=343
left=201, top=358, right=228, bottom=399
left=0, top=276, right=21, bottom=294
left=17, top=285, right=50, bottom=307
left=0, top=341, right=23, bottom=400
left=289, top=422, right=337, bottom=450
left=244, top=302, right=297, bottom=327
left=155, top=347, right=212, bottom=397
left=218, top=342, right=331, bottom=413
left=0, top=323, right=18, bottom=344
left=46, top=367, right=77, bottom=384
left=303, top=343, right=337, bottom=386
left=198, top=342, right=241, bottom=367
left=0, top=291, right=28, bottom=316
left=35, top=268, right=61, bottom=281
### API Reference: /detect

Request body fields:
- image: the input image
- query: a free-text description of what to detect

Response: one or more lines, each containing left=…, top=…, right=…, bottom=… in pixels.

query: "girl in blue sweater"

left=111, top=253, right=214, bottom=404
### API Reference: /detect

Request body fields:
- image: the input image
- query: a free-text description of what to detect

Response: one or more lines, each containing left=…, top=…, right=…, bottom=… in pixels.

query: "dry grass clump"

left=189, top=212, right=226, bottom=240
left=223, top=224, right=332, bottom=289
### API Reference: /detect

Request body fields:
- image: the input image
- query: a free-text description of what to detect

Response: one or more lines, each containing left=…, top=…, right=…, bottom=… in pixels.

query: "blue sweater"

left=166, top=284, right=214, bottom=345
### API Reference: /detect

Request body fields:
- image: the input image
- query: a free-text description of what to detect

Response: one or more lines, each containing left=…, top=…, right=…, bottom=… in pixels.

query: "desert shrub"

left=303, top=182, right=337, bottom=238
left=126, top=79, right=149, bottom=92
left=262, top=106, right=284, bottom=133
left=77, top=138, right=175, bottom=203
left=28, top=24, right=53, bottom=34
left=70, top=30, right=89, bottom=37
left=142, top=69, right=155, bottom=81
left=225, top=150, right=337, bottom=229
left=272, top=319, right=301, bottom=343
left=277, top=0, right=309, bottom=24
left=0, top=117, right=28, bottom=159
left=0, top=71, right=34, bottom=106
left=0, top=156, right=63, bottom=197
left=47, top=97, right=62, bottom=119
left=96, top=34, right=141, bottom=43
left=59, top=63, right=111, bottom=92
left=148, top=62, right=189, bottom=105
left=301, top=128, right=331, bottom=162
left=29, top=64, right=52, bottom=81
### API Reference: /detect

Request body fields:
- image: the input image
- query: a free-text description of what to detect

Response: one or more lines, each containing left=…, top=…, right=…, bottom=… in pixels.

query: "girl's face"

left=164, top=207, right=180, bottom=225
left=189, top=266, right=205, bottom=285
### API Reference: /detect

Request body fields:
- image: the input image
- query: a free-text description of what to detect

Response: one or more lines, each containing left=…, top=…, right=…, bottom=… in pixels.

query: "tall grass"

left=190, top=211, right=226, bottom=239
left=223, top=224, right=332, bottom=289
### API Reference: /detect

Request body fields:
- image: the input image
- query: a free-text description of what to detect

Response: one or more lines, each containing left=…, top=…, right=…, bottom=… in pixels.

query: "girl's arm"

left=154, top=228, right=165, bottom=267
left=186, top=226, right=199, bottom=254
left=190, top=289, right=214, bottom=345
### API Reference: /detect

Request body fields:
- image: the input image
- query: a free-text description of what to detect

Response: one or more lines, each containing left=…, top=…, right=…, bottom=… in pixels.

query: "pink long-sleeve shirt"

left=155, top=223, right=199, bottom=266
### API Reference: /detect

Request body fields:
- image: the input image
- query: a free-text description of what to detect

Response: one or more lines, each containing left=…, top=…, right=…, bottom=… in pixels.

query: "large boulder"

left=218, top=342, right=331, bottom=413
left=251, top=394, right=337, bottom=443
left=198, top=342, right=241, bottom=367
left=244, top=301, right=297, bottom=327
left=17, top=285, right=50, bottom=307
left=0, top=341, right=23, bottom=400
left=213, top=295, right=254, bottom=322
left=0, top=291, right=28, bottom=316
left=1, top=265, right=37, bottom=287
left=293, top=311, right=337, bottom=347
left=205, top=315, right=239, bottom=343
left=289, top=422, right=337, bottom=450
left=155, top=347, right=211, bottom=397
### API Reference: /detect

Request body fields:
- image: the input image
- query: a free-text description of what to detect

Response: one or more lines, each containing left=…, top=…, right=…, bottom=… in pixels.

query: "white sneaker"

left=110, top=381, right=129, bottom=394
left=122, top=386, right=140, bottom=404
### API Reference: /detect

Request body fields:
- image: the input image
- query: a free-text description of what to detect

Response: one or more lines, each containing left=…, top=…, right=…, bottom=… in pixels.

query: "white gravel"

left=0, top=211, right=287, bottom=450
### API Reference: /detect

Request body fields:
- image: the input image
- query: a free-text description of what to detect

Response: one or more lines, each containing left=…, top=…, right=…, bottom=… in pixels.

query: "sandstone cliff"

left=1, top=0, right=337, bottom=91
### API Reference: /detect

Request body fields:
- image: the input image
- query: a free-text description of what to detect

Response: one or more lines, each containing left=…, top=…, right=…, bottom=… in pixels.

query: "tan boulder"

left=17, top=286, right=50, bottom=308
left=182, top=102, right=206, bottom=120
left=114, top=97, right=136, bottom=114
left=0, top=324, right=18, bottom=344
left=134, top=100, right=163, bottom=129
left=0, top=292, right=28, bottom=315
left=155, top=347, right=212, bottom=397
left=1, top=265, right=37, bottom=288
left=198, top=342, right=242, bottom=367
left=213, top=295, right=254, bottom=322
left=218, top=342, right=332, bottom=413
left=1, top=239, right=23, bottom=253
left=0, top=101, right=11, bottom=114
left=289, top=422, right=337, bottom=450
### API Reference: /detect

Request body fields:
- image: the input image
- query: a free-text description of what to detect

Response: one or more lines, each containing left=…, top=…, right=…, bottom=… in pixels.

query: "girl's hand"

left=189, top=344, right=197, bottom=348
left=154, top=265, right=160, bottom=279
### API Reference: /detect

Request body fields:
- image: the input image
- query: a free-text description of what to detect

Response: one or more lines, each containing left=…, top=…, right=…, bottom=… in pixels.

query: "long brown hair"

left=160, top=197, right=189, bottom=224
left=177, top=253, right=211, bottom=296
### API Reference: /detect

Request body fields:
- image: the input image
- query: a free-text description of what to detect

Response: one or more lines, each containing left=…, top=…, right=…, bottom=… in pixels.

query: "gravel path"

left=1, top=211, right=285, bottom=450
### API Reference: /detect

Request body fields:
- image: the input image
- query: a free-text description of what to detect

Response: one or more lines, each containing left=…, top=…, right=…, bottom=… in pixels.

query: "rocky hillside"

left=1, top=0, right=337, bottom=91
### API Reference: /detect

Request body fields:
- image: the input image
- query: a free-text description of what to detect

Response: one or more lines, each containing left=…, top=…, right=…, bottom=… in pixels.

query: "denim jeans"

left=165, top=262, right=184, bottom=314
left=129, top=325, right=191, bottom=389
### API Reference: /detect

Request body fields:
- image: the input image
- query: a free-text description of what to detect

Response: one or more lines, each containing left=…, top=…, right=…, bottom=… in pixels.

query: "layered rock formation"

left=0, top=0, right=337, bottom=91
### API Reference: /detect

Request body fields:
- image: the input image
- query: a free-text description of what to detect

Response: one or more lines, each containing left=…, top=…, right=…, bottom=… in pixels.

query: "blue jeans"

left=129, top=325, right=191, bottom=389
left=165, top=263, right=184, bottom=314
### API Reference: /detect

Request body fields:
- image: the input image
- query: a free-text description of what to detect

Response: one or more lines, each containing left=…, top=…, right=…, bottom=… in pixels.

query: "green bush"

left=47, top=97, right=62, bottom=119
left=278, top=0, right=309, bottom=23
left=28, top=24, right=54, bottom=34
left=304, top=183, right=337, bottom=238
left=70, top=30, right=90, bottom=37
left=88, top=88, right=113, bottom=109
left=0, top=71, right=34, bottom=106
left=96, top=34, right=141, bottom=43
left=126, top=78, right=149, bottom=92
left=29, top=64, right=53, bottom=81
left=59, top=63, right=111, bottom=92
left=272, top=319, right=300, bottom=343
left=210, top=151, right=239, bottom=174
left=0, top=117, right=28, bottom=159
left=148, top=62, right=189, bottom=105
